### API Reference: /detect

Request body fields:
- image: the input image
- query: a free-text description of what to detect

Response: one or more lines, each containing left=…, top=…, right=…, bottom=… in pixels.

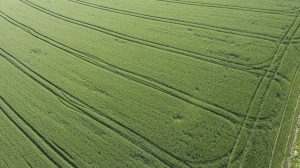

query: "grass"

left=0, top=0, right=300, bottom=167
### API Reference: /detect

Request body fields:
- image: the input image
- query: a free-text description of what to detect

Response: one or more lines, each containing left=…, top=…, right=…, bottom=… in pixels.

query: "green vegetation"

left=0, top=0, right=300, bottom=167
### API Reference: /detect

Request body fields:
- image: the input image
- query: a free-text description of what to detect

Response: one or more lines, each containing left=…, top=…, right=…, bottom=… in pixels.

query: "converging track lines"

left=19, top=0, right=271, bottom=74
left=1, top=0, right=299, bottom=167
left=0, top=49, right=189, bottom=167
left=281, top=86, right=300, bottom=167
left=269, top=63, right=300, bottom=168
left=268, top=15, right=300, bottom=168
left=227, top=11, right=300, bottom=167
left=0, top=11, right=243, bottom=123
left=0, top=10, right=247, bottom=164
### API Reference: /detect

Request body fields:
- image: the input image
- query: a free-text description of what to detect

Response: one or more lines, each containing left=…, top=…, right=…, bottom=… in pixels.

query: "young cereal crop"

left=1, top=0, right=300, bottom=167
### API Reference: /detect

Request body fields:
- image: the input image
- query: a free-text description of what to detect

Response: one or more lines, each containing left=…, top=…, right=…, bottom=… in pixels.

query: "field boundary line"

left=242, top=13, right=300, bottom=168
left=69, top=0, right=279, bottom=43
left=227, top=11, right=300, bottom=167
left=281, top=44, right=300, bottom=168
left=281, top=88, right=300, bottom=168
left=19, top=0, right=272, bottom=72
left=268, top=15, right=300, bottom=167
left=269, top=63, right=300, bottom=168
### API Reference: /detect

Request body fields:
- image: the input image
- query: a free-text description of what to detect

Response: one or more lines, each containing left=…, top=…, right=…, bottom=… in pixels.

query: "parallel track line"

left=157, top=0, right=299, bottom=16
left=0, top=99, right=75, bottom=167
left=0, top=11, right=242, bottom=123
left=0, top=49, right=189, bottom=168
left=69, top=0, right=279, bottom=43
left=227, top=11, right=300, bottom=167
left=20, top=0, right=271, bottom=72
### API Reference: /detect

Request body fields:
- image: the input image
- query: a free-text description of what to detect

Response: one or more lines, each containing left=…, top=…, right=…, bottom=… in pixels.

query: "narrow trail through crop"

left=268, top=17, right=300, bottom=167
left=237, top=14, right=300, bottom=167
left=281, top=84, right=300, bottom=167
left=269, top=63, right=300, bottom=168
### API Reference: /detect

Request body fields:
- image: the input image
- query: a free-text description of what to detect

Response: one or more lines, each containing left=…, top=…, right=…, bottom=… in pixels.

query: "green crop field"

left=1, top=0, right=300, bottom=167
